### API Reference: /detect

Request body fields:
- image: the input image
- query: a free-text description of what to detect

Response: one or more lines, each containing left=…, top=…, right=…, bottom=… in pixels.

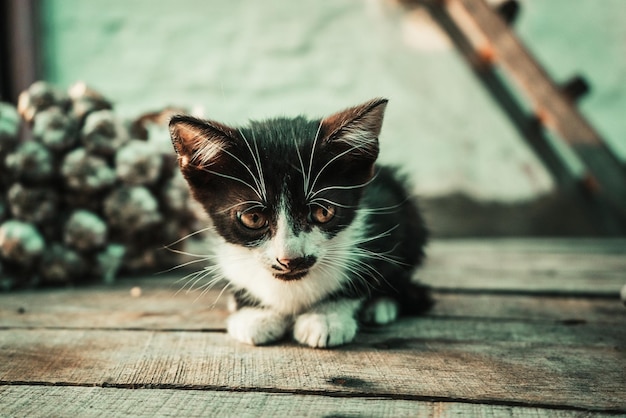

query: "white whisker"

left=294, top=136, right=308, bottom=197
left=307, top=144, right=365, bottom=200
left=250, top=131, right=267, bottom=201
left=159, top=256, right=213, bottom=273
left=305, top=120, right=323, bottom=196
left=217, top=200, right=267, bottom=214
left=307, top=174, right=378, bottom=201
left=329, top=224, right=400, bottom=249
left=162, top=226, right=215, bottom=249
left=309, top=198, right=353, bottom=209
left=174, top=268, right=214, bottom=295
left=199, top=168, right=263, bottom=200
left=240, top=128, right=267, bottom=202
left=221, top=147, right=265, bottom=200
left=163, top=246, right=215, bottom=259
left=186, top=272, right=216, bottom=295
left=358, top=202, right=405, bottom=215
left=208, top=281, right=232, bottom=308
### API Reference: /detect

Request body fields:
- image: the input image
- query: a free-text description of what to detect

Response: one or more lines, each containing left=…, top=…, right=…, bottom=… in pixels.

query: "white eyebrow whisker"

left=217, top=200, right=267, bottom=214
left=293, top=131, right=308, bottom=198
left=198, top=167, right=263, bottom=200
left=239, top=128, right=267, bottom=202
left=305, top=120, right=323, bottom=197
left=221, top=147, right=264, bottom=201
left=307, top=144, right=364, bottom=200
left=308, top=197, right=352, bottom=209
left=307, top=174, right=378, bottom=201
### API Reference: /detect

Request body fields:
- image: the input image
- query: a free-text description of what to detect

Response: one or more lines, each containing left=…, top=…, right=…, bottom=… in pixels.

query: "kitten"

left=169, top=98, right=431, bottom=348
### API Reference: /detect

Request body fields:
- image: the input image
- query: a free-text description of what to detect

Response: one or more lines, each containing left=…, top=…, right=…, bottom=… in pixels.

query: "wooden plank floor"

left=1, top=239, right=625, bottom=417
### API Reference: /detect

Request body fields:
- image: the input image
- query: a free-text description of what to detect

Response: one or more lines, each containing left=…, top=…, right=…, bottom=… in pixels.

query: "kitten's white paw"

left=294, top=313, right=358, bottom=348
left=293, top=299, right=361, bottom=348
left=361, top=297, right=399, bottom=325
left=227, top=308, right=289, bottom=346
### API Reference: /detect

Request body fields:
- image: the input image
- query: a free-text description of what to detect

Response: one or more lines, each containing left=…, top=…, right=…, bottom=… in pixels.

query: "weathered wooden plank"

left=378, top=316, right=626, bottom=348
left=425, top=238, right=626, bottom=253
left=0, top=329, right=623, bottom=411
left=0, top=276, right=229, bottom=330
left=430, top=293, right=626, bottom=324
left=419, top=239, right=626, bottom=294
left=3, top=276, right=624, bottom=350
left=2, top=238, right=621, bottom=416
left=2, top=276, right=624, bottom=330
left=0, top=385, right=614, bottom=418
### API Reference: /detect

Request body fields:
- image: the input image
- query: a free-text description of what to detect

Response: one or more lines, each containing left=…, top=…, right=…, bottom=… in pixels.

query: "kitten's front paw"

left=227, top=308, right=289, bottom=346
left=293, top=313, right=358, bottom=348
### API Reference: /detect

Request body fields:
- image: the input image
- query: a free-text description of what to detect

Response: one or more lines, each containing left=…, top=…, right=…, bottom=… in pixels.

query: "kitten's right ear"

left=319, top=98, right=388, bottom=161
left=169, top=115, right=237, bottom=168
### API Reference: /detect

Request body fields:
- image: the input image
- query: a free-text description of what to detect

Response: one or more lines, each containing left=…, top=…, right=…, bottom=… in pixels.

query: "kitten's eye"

left=310, top=205, right=336, bottom=224
left=237, top=211, right=268, bottom=230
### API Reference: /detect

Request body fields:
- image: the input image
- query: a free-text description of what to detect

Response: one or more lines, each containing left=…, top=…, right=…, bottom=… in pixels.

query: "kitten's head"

left=169, top=99, right=387, bottom=282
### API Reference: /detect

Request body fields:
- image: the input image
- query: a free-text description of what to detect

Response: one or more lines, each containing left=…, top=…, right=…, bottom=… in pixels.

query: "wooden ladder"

left=406, top=0, right=626, bottom=234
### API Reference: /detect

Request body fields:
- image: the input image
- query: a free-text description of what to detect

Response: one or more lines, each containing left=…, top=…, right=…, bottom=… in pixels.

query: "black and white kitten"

left=169, top=98, right=431, bottom=348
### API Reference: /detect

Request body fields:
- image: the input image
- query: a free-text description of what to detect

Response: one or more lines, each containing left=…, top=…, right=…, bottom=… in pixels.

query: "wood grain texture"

left=0, top=275, right=229, bottom=330
left=419, top=239, right=626, bottom=294
left=1, top=385, right=613, bottom=418
left=0, top=327, right=623, bottom=411
left=2, top=239, right=625, bottom=415
left=429, top=293, right=626, bottom=324
left=2, top=277, right=624, bottom=329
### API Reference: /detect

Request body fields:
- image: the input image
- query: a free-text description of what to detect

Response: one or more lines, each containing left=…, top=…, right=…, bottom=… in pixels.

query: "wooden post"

left=4, top=0, right=41, bottom=103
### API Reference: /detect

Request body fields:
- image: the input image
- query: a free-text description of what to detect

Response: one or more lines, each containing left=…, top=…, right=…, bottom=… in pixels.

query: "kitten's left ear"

left=320, top=98, right=388, bottom=160
left=169, top=115, right=238, bottom=169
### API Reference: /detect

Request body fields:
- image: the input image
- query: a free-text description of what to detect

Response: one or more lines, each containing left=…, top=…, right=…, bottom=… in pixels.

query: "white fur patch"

left=293, top=299, right=362, bottom=348
left=216, top=208, right=368, bottom=316
left=227, top=307, right=290, bottom=346
left=212, top=205, right=374, bottom=348
left=361, top=297, right=399, bottom=325
left=271, top=202, right=304, bottom=261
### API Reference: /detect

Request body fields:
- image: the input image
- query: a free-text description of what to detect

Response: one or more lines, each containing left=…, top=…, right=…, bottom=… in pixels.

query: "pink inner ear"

left=190, top=137, right=226, bottom=166
left=318, top=99, right=387, bottom=160
left=320, top=98, right=388, bottom=150
left=174, top=123, right=225, bottom=167
left=170, top=117, right=236, bottom=167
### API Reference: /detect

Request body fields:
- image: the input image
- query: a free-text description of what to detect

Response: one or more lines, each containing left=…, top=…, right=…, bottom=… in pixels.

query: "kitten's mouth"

left=272, top=270, right=309, bottom=281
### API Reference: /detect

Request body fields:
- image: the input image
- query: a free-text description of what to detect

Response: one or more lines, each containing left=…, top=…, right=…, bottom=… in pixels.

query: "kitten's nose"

left=275, top=256, right=316, bottom=272
left=276, top=258, right=290, bottom=269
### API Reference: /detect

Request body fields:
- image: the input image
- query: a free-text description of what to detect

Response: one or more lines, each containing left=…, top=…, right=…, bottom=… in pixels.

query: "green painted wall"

left=39, top=0, right=624, bottom=202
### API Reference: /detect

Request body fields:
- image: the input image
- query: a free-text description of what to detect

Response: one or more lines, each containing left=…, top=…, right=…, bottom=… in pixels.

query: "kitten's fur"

left=169, top=98, right=431, bottom=348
